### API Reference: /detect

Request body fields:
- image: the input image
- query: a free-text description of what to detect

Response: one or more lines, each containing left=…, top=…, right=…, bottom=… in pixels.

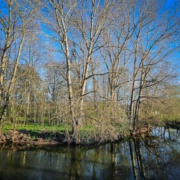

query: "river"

left=0, top=127, right=180, bottom=180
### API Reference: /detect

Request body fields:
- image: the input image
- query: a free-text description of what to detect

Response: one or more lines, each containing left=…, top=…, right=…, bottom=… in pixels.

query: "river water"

left=0, top=127, right=180, bottom=180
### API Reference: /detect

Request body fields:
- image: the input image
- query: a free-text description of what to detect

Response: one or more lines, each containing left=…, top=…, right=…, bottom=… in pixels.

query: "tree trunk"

left=0, top=34, right=25, bottom=132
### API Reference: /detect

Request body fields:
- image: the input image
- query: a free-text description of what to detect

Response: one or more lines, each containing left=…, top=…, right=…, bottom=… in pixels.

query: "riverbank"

left=0, top=128, right=152, bottom=147
left=0, top=121, right=130, bottom=146
left=0, top=119, right=177, bottom=146
left=0, top=130, right=63, bottom=145
left=0, top=129, right=126, bottom=146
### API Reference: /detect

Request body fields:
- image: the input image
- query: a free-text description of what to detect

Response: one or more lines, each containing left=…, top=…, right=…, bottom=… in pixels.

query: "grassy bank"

left=2, top=122, right=71, bottom=134
left=1, top=120, right=129, bottom=145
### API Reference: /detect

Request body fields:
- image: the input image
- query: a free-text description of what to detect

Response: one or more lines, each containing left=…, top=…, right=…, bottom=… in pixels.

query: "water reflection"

left=0, top=127, right=180, bottom=180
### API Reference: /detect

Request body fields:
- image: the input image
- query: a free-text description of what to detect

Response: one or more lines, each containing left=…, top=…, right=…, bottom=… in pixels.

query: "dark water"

left=0, top=127, right=180, bottom=180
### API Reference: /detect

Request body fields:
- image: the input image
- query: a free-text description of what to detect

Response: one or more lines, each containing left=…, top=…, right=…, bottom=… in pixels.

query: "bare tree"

left=0, top=0, right=37, bottom=134
left=128, top=0, right=180, bottom=129
left=36, top=0, right=81, bottom=142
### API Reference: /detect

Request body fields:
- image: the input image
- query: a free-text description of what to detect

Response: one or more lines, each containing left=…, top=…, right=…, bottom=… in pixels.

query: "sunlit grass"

left=2, top=122, right=72, bottom=134
left=2, top=122, right=96, bottom=134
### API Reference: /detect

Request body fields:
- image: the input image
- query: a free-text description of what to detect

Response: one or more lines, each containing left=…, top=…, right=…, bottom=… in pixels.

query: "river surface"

left=0, top=127, right=180, bottom=180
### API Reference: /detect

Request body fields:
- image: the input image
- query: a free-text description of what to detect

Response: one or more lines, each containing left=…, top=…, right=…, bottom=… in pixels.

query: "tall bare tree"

left=128, top=0, right=180, bottom=129
left=0, top=0, right=37, bottom=134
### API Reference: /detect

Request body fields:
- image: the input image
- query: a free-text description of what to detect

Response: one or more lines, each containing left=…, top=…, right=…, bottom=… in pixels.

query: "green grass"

left=2, top=120, right=128, bottom=142
left=2, top=122, right=72, bottom=134
left=2, top=122, right=99, bottom=142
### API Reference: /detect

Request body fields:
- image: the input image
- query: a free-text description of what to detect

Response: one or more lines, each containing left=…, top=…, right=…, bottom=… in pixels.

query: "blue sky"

left=0, top=0, right=180, bottom=82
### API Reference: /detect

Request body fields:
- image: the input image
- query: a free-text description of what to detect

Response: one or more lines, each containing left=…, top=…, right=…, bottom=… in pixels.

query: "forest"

left=0, top=0, right=180, bottom=144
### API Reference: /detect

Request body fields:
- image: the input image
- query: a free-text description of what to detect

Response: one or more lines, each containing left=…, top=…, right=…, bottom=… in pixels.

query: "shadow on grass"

left=17, top=129, right=66, bottom=140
